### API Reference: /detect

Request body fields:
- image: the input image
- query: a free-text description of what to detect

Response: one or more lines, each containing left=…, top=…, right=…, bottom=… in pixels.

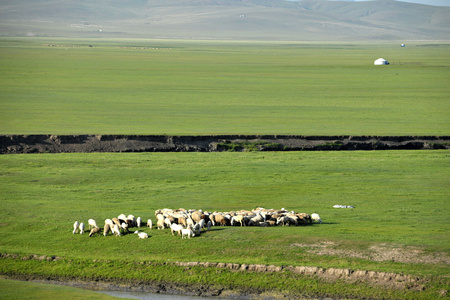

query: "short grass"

left=1, top=151, right=448, bottom=265
left=0, top=278, right=124, bottom=300
left=0, top=38, right=449, bottom=135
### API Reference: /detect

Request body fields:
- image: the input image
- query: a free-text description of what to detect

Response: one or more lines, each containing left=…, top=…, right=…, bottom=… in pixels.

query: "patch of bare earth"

left=292, top=241, right=450, bottom=265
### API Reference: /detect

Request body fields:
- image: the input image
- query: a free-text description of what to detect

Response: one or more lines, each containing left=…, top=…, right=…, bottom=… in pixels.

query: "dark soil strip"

left=1, top=135, right=449, bottom=154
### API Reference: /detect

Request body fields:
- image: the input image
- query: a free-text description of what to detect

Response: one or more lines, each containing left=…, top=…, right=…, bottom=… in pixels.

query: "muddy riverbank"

left=1, top=135, right=449, bottom=154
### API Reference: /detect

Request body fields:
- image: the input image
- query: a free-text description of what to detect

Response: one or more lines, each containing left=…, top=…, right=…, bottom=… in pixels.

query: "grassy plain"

left=0, top=38, right=449, bottom=298
left=0, top=38, right=449, bottom=135
left=0, top=151, right=449, bottom=298
left=0, top=278, right=123, bottom=300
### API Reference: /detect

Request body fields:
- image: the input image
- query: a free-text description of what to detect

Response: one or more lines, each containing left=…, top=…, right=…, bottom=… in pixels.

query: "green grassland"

left=0, top=38, right=449, bottom=135
left=0, top=278, right=124, bottom=300
left=0, top=151, right=449, bottom=298
left=1, top=38, right=449, bottom=298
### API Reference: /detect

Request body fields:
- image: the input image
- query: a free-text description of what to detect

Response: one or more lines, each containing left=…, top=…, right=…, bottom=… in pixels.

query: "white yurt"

left=374, top=58, right=389, bottom=65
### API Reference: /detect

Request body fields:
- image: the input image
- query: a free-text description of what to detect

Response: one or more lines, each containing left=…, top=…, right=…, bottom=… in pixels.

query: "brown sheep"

left=103, top=224, right=111, bottom=236
left=214, top=214, right=229, bottom=226
left=191, top=211, right=202, bottom=224
left=296, top=213, right=312, bottom=224
left=112, top=218, right=121, bottom=227
left=178, top=216, right=187, bottom=227
left=89, top=227, right=101, bottom=237
left=266, top=220, right=276, bottom=226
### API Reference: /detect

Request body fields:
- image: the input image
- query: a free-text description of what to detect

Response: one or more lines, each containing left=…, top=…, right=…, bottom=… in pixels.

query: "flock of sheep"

left=72, top=208, right=322, bottom=239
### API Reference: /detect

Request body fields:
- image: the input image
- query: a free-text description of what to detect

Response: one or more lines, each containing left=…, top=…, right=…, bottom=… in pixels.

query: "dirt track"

left=1, top=135, right=449, bottom=154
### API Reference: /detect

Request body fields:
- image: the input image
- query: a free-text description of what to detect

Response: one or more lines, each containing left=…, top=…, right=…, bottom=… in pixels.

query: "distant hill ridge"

left=1, top=0, right=449, bottom=40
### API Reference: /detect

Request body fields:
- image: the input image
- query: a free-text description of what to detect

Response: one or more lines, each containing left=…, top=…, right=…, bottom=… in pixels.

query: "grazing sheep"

left=276, top=216, right=289, bottom=226
left=121, top=222, right=129, bottom=233
left=206, top=220, right=212, bottom=230
left=247, top=219, right=259, bottom=226
left=191, top=211, right=202, bottom=224
left=311, top=213, right=322, bottom=224
left=181, top=228, right=195, bottom=239
left=286, top=214, right=299, bottom=226
left=198, top=219, right=206, bottom=232
left=171, top=223, right=183, bottom=236
left=112, top=218, right=121, bottom=227
left=147, top=219, right=153, bottom=229
left=266, top=220, right=276, bottom=226
left=157, top=218, right=165, bottom=230
left=178, top=216, right=187, bottom=227
left=136, top=217, right=142, bottom=228
left=113, top=224, right=121, bottom=236
left=73, top=221, right=80, bottom=234
left=105, top=219, right=115, bottom=229
left=193, top=223, right=201, bottom=235
left=89, top=227, right=101, bottom=237
left=214, top=214, right=227, bottom=226
left=209, top=214, right=216, bottom=226
left=104, top=224, right=111, bottom=236
left=231, top=215, right=246, bottom=226
left=250, top=214, right=264, bottom=224
left=118, top=214, right=127, bottom=223
left=79, top=222, right=85, bottom=234
left=127, top=215, right=136, bottom=227
left=186, top=217, right=194, bottom=228
left=156, top=213, right=165, bottom=221
left=134, top=231, right=148, bottom=239
left=296, top=213, right=311, bottom=224
left=88, top=219, right=97, bottom=229
left=164, top=217, right=172, bottom=228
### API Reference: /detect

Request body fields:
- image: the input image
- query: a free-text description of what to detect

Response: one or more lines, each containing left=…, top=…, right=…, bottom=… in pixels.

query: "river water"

left=98, top=290, right=221, bottom=300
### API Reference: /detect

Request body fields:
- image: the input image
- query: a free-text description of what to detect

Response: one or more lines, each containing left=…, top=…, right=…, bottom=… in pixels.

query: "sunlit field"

left=0, top=38, right=449, bottom=299
left=1, top=38, right=449, bottom=135
left=1, top=151, right=449, bottom=299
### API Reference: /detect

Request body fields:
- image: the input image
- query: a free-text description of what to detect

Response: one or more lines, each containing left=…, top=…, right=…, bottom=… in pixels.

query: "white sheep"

left=79, top=222, right=85, bottom=234
left=134, top=231, right=148, bottom=239
left=181, top=228, right=195, bottom=239
left=171, top=223, right=183, bottom=236
left=198, top=219, right=206, bottom=232
left=88, top=219, right=97, bottom=229
left=105, top=219, right=115, bottom=229
left=121, top=222, right=129, bottom=233
left=113, top=224, right=121, bottom=236
left=276, top=216, right=289, bottom=226
left=136, top=217, right=142, bottom=228
left=206, top=220, right=212, bottom=231
left=147, top=219, right=153, bottom=229
left=231, top=215, right=246, bottom=226
left=164, top=217, right=172, bottom=228
left=186, top=217, right=194, bottom=228
left=311, top=213, right=322, bottom=224
left=73, top=221, right=80, bottom=234
left=193, top=223, right=201, bottom=235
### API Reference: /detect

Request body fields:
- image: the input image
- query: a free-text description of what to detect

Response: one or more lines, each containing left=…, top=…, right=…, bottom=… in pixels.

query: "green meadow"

left=0, top=278, right=124, bottom=300
left=0, top=151, right=449, bottom=299
left=0, top=38, right=449, bottom=135
left=0, top=38, right=449, bottom=299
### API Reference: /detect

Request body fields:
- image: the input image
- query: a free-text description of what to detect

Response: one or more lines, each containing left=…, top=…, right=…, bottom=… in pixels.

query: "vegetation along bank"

left=1, top=135, right=449, bottom=154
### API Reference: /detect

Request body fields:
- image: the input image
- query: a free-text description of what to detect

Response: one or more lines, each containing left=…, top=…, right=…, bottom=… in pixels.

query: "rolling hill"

left=0, top=0, right=449, bottom=40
